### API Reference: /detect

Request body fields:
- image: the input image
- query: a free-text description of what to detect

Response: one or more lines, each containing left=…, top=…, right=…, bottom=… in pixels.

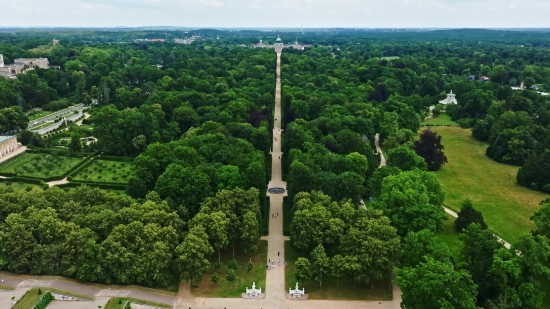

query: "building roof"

left=0, top=136, right=16, bottom=143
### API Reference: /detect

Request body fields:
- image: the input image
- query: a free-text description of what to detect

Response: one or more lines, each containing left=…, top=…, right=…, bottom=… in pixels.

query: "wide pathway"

left=0, top=52, right=402, bottom=309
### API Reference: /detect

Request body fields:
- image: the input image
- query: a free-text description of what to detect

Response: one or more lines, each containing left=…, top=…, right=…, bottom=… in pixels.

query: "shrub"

left=228, top=258, right=238, bottom=271
left=214, top=261, right=222, bottom=270
left=211, top=272, right=220, bottom=284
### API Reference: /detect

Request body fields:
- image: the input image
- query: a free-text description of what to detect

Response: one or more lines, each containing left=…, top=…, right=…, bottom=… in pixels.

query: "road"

left=27, top=104, right=84, bottom=130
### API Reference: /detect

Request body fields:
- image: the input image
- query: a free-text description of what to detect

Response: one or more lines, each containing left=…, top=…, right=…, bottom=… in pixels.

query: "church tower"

left=0, top=54, right=4, bottom=68
left=274, top=35, right=284, bottom=53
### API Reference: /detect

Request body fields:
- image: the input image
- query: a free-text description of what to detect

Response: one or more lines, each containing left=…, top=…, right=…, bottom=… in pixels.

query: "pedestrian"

left=277, top=212, right=278, bottom=217
left=278, top=251, right=280, bottom=256
left=278, top=259, right=280, bottom=265
left=284, top=260, right=287, bottom=266
left=278, top=156, right=280, bottom=159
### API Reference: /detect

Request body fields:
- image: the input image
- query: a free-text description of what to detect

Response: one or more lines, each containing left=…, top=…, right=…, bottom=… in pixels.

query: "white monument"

left=439, top=90, right=458, bottom=105
left=245, top=282, right=262, bottom=298
left=289, top=282, right=305, bottom=298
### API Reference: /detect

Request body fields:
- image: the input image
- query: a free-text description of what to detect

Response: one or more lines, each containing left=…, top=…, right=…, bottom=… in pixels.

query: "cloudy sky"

left=2, top=0, right=550, bottom=28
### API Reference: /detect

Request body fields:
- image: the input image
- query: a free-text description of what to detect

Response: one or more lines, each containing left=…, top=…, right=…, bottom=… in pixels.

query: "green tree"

left=175, top=226, right=214, bottom=287
left=294, top=257, right=312, bottom=285
left=310, top=244, right=330, bottom=288
left=69, top=135, right=82, bottom=152
left=414, top=129, right=448, bottom=171
left=339, top=209, right=400, bottom=288
left=386, top=146, right=428, bottom=171
left=396, top=258, right=479, bottom=309
left=375, top=170, right=446, bottom=236
left=401, top=229, right=450, bottom=268
left=330, top=254, right=346, bottom=289
left=454, top=200, right=487, bottom=233
left=225, top=269, right=237, bottom=285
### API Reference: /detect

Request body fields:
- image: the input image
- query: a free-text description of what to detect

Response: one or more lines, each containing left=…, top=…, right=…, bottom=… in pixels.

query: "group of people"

left=266, top=251, right=287, bottom=270
left=271, top=212, right=279, bottom=218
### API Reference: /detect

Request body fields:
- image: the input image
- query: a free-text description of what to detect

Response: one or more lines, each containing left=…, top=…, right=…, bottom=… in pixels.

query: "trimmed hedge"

left=97, top=155, right=134, bottom=162
left=67, top=157, right=97, bottom=180
left=263, top=196, right=270, bottom=236
left=33, top=292, right=54, bottom=309
left=56, top=182, right=127, bottom=191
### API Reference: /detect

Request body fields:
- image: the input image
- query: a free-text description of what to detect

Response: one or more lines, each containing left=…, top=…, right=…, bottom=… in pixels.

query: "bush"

left=454, top=199, right=487, bottom=233
left=211, top=272, right=220, bottom=284
left=227, top=258, right=238, bottom=271
left=214, top=261, right=222, bottom=270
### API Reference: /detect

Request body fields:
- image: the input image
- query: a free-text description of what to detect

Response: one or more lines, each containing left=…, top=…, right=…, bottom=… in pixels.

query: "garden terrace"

left=0, top=153, right=85, bottom=180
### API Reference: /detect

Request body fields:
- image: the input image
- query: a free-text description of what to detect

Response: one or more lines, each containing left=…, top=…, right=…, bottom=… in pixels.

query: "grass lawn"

left=71, top=159, right=133, bottom=183
left=28, top=111, right=54, bottom=121
left=12, top=289, right=42, bottom=309
left=0, top=153, right=85, bottom=179
left=284, top=241, right=392, bottom=300
left=437, top=214, right=462, bottom=260
left=31, top=121, right=56, bottom=130
left=191, top=240, right=268, bottom=298
left=421, top=113, right=459, bottom=126
left=430, top=127, right=549, bottom=244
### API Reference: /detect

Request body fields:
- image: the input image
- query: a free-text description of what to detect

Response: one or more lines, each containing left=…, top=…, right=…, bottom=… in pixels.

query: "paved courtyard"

left=0, top=289, right=28, bottom=309
left=47, top=297, right=110, bottom=309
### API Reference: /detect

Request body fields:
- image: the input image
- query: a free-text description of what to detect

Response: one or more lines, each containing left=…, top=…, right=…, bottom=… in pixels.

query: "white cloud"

left=0, top=0, right=549, bottom=27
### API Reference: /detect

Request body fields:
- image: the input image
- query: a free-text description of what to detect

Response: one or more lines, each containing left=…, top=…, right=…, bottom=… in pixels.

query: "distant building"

left=439, top=90, right=458, bottom=105
left=468, top=75, right=476, bottom=81
left=252, top=35, right=310, bottom=52
left=479, top=75, right=490, bottom=82
left=175, top=36, right=200, bottom=44
left=52, top=38, right=59, bottom=46
left=0, top=54, right=49, bottom=78
left=133, top=38, right=165, bottom=43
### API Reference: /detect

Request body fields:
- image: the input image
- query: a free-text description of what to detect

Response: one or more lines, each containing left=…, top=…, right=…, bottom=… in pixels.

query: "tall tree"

left=414, top=129, right=448, bottom=171
left=396, top=258, right=479, bottom=309
left=175, top=226, right=214, bottom=287
left=310, top=244, right=330, bottom=288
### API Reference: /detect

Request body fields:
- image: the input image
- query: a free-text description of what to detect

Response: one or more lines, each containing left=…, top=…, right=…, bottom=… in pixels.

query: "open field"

left=284, top=241, right=393, bottom=300
left=0, top=153, right=84, bottom=179
left=421, top=113, right=459, bottom=126
left=191, top=240, right=268, bottom=298
left=430, top=127, right=549, bottom=244
left=71, top=160, right=133, bottom=183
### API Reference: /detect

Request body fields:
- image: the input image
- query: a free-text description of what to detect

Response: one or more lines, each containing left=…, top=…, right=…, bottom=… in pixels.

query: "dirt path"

left=47, top=177, right=69, bottom=187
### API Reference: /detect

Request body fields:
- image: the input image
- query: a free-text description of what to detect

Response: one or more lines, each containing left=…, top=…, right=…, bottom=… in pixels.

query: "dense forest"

left=0, top=28, right=550, bottom=308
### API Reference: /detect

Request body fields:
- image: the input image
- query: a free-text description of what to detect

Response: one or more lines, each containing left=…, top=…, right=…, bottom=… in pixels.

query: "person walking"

left=278, top=251, right=280, bottom=257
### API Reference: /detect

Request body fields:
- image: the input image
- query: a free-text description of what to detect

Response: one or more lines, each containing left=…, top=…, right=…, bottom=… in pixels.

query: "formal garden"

left=70, top=159, right=134, bottom=184
left=0, top=153, right=85, bottom=179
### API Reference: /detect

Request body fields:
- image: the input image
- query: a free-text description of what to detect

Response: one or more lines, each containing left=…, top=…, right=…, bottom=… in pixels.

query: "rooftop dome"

left=276, top=35, right=282, bottom=42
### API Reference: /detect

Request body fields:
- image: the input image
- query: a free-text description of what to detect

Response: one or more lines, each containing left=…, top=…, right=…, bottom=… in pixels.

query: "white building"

left=439, top=90, right=458, bottom=105
left=0, top=136, right=20, bottom=158
left=0, top=54, right=49, bottom=78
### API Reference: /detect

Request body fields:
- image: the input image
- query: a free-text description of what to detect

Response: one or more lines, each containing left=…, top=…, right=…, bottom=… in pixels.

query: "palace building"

left=0, top=136, right=20, bottom=159
left=0, top=54, right=49, bottom=78
left=252, top=35, right=310, bottom=52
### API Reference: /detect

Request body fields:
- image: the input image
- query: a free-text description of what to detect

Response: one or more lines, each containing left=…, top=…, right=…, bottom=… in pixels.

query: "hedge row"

left=26, top=147, right=95, bottom=158
left=56, top=182, right=127, bottom=191
left=263, top=196, right=270, bottom=236
left=33, top=292, right=54, bottom=309
left=67, top=157, right=97, bottom=180
left=97, top=155, right=134, bottom=162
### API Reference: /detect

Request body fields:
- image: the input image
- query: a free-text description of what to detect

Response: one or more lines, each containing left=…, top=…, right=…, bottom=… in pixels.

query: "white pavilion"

left=439, top=90, right=458, bottom=105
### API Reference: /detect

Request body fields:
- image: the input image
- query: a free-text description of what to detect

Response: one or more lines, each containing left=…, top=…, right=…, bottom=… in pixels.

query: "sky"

left=2, top=0, right=550, bottom=28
